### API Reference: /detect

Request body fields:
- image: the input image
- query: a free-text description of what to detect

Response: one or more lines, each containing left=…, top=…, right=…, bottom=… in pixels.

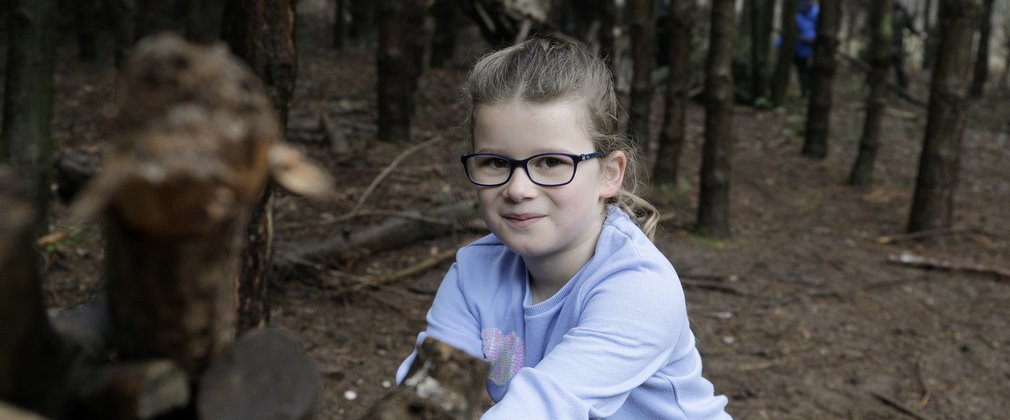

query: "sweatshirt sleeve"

left=483, top=265, right=690, bottom=419
left=395, top=262, right=484, bottom=384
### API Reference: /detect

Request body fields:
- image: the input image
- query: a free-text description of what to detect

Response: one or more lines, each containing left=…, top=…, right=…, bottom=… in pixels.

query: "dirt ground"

left=37, top=4, right=1010, bottom=420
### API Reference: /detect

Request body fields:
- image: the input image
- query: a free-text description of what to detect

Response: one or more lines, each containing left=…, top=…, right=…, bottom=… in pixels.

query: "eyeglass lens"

left=466, top=154, right=577, bottom=186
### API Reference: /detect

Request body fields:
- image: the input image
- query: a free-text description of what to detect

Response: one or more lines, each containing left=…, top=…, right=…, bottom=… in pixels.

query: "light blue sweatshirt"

left=397, top=206, right=731, bottom=419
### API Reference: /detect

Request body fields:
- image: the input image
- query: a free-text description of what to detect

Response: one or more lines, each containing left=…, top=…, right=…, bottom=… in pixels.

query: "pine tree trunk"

left=922, top=0, right=938, bottom=70
left=627, top=0, right=658, bottom=160
left=376, top=0, right=426, bottom=143
left=110, top=0, right=136, bottom=66
left=968, top=0, right=995, bottom=97
left=429, top=0, right=460, bottom=68
left=849, top=0, right=895, bottom=185
left=697, top=0, right=736, bottom=239
left=908, top=0, right=980, bottom=232
left=770, top=0, right=799, bottom=105
left=334, top=0, right=347, bottom=49
left=801, top=0, right=841, bottom=159
left=653, top=0, right=691, bottom=186
left=222, top=0, right=298, bottom=332
left=750, top=0, right=774, bottom=102
left=0, top=0, right=56, bottom=237
left=0, top=167, right=63, bottom=413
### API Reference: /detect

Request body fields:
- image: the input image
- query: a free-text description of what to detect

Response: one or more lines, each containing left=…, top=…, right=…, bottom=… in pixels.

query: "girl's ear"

left=600, top=151, right=626, bottom=200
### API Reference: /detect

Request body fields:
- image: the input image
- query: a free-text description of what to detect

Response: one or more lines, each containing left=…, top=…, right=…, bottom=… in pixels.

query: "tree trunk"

left=696, top=0, right=736, bottom=239
left=1, top=0, right=56, bottom=237
left=968, top=0, right=995, bottom=97
left=377, top=0, right=426, bottom=143
left=922, top=0, right=938, bottom=70
left=653, top=0, right=691, bottom=187
left=0, top=167, right=64, bottom=414
left=750, top=0, right=775, bottom=102
left=627, top=0, right=658, bottom=160
left=334, top=0, right=347, bottom=49
left=429, top=0, right=461, bottom=68
left=221, top=0, right=298, bottom=332
left=849, top=0, right=894, bottom=185
left=770, top=0, right=799, bottom=105
left=110, top=0, right=136, bottom=66
left=598, top=0, right=618, bottom=68
left=907, top=0, right=979, bottom=232
left=801, top=0, right=841, bottom=159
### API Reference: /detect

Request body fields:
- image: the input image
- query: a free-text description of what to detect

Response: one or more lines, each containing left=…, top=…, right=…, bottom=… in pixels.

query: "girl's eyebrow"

left=473, top=147, right=579, bottom=155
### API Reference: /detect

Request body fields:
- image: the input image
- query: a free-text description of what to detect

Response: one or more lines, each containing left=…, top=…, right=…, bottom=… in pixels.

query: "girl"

left=396, top=37, right=731, bottom=419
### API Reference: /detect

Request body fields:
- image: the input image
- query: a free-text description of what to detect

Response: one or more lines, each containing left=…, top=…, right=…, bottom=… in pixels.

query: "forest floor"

left=37, top=4, right=1010, bottom=420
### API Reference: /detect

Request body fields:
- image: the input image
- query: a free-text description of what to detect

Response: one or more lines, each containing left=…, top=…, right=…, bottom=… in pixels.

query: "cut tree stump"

left=197, top=328, right=322, bottom=420
left=362, top=337, right=491, bottom=420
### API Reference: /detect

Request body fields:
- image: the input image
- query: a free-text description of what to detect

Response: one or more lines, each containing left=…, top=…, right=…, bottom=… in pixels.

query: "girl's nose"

left=502, top=166, right=538, bottom=202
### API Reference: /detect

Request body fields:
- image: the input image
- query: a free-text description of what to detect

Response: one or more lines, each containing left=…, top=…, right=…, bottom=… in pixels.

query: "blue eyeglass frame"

left=460, top=152, right=604, bottom=187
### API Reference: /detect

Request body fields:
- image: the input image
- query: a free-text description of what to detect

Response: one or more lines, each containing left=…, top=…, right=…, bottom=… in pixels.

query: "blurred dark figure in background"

left=892, top=0, right=920, bottom=90
left=792, top=0, right=819, bottom=97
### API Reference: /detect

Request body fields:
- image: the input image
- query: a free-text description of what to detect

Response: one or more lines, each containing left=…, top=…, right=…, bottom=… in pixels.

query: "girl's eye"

left=487, top=157, right=509, bottom=168
left=535, top=156, right=571, bottom=168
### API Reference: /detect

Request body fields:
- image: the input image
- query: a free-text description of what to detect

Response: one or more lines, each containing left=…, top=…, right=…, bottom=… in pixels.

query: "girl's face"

left=471, top=100, right=625, bottom=263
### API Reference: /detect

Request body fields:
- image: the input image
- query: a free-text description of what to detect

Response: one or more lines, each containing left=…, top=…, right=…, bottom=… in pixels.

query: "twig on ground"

left=332, top=248, right=459, bottom=297
left=680, top=278, right=745, bottom=295
left=870, top=390, right=937, bottom=420
left=324, top=209, right=455, bottom=226
left=877, top=227, right=967, bottom=244
left=915, top=354, right=931, bottom=409
left=349, top=136, right=444, bottom=216
left=887, top=253, right=1010, bottom=281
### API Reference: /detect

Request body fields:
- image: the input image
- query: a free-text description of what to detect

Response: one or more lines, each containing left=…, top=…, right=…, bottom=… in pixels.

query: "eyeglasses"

left=460, top=152, right=603, bottom=187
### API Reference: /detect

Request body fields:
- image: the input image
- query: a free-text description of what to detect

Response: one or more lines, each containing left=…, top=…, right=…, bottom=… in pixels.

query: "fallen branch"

left=325, top=209, right=457, bottom=226
left=350, top=135, right=445, bottom=216
left=336, top=248, right=459, bottom=296
left=887, top=253, right=1010, bottom=281
left=276, top=199, right=477, bottom=268
left=870, top=390, right=937, bottom=420
left=878, top=227, right=968, bottom=244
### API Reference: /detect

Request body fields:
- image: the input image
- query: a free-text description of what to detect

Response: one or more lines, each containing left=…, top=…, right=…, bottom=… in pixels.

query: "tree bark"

left=0, top=167, right=63, bottom=413
left=377, top=0, right=427, bottom=143
left=627, top=0, right=658, bottom=160
left=653, top=0, right=691, bottom=187
left=907, top=0, right=980, bottom=232
left=696, top=0, right=736, bottom=239
left=1, top=0, right=56, bottom=237
left=770, top=0, right=800, bottom=105
left=922, top=0, right=939, bottom=70
left=849, top=0, right=895, bottom=185
left=222, top=0, right=298, bottom=332
left=802, top=0, right=841, bottom=159
left=334, top=0, right=347, bottom=49
left=750, top=0, right=775, bottom=102
left=429, top=0, right=461, bottom=68
left=968, top=0, right=995, bottom=97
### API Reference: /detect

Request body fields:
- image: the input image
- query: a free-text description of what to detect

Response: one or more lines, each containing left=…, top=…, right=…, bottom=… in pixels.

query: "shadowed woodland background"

left=1, top=0, right=1010, bottom=418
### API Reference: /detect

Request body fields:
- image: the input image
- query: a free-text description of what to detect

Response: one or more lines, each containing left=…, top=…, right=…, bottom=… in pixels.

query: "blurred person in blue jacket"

left=793, top=0, right=819, bottom=97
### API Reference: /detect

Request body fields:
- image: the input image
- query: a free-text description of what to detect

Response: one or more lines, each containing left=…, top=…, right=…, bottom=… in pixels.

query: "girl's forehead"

left=473, top=100, right=595, bottom=154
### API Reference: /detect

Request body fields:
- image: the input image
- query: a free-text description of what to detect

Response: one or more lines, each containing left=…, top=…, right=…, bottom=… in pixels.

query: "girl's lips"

left=503, top=213, right=544, bottom=227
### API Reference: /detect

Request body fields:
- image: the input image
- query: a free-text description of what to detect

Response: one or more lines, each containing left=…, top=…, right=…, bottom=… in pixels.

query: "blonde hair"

left=464, top=36, right=659, bottom=239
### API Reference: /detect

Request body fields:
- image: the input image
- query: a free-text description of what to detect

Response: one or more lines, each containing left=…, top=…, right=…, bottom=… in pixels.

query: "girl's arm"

left=395, top=262, right=483, bottom=383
